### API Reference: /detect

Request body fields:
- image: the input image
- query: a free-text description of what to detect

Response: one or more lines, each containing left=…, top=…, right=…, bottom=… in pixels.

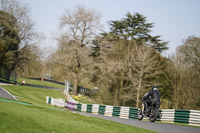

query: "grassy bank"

left=1, top=85, right=65, bottom=107
left=0, top=99, right=156, bottom=133
left=0, top=81, right=157, bottom=133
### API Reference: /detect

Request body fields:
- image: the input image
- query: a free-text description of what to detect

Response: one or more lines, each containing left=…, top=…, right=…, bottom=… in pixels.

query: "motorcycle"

left=138, top=100, right=161, bottom=122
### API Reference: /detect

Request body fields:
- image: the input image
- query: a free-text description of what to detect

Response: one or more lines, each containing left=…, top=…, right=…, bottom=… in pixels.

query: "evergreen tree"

left=0, top=10, right=19, bottom=72
left=106, top=12, right=168, bottom=52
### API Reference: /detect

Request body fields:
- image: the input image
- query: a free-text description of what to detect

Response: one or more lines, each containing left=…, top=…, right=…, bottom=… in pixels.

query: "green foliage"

left=107, top=12, right=168, bottom=52
left=109, top=12, right=153, bottom=40
left=0, top=10, right=20, bottom=69
left=0, top=0, right=43, bottom=80
left=16, top=45, right=44, bottom=78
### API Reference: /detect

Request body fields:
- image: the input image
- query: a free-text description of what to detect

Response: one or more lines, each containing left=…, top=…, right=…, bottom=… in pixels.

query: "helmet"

left=152, top=86, right=158, bottom=91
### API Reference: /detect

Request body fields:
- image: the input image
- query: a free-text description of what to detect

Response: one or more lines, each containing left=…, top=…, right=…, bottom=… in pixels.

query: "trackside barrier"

left=91, top=104, right=99, bottom=115
left=46, top=96, right=200, bottom=126
left=46, top=96, right=77, bottom=110
left=129, top=107, right=138, bottom=119
left=189, top=110, right=200, bottom=126
left=63, top=89, right=78, bottom=104
left=81, top=104, right=87, bottom=112
left=160, top=109, right=175, bottom=123
left=113, top=106, right=120, bottom=118
left=120, top=107, right=129, bottom=119
left=46, top=96, right=65, bottom=108
left=66, top=102, right=77, bottom=111
left=105, top=105, right=113, bottom=117
left=46, top=80, right=200, bottom=126
left=72, top=102, right=200, bottom=126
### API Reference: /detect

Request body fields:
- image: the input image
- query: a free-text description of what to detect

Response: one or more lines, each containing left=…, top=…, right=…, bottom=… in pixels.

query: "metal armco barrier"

left=46, top=96, right=200, bottom=126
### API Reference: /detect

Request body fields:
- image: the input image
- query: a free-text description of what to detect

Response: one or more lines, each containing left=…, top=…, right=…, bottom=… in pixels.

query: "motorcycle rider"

left=142, top=86, right=161, bottom=115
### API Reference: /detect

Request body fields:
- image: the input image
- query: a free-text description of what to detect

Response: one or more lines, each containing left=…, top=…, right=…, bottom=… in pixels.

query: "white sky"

left=26, top=0, right=200, bottom=56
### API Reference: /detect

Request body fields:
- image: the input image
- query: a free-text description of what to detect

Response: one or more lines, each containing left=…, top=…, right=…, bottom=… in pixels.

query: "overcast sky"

left=26, top=0, right=200, bottom=56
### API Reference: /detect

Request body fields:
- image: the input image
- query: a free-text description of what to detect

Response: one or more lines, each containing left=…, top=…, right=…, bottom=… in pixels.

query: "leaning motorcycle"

left=138, top=100, right=161, bottom=122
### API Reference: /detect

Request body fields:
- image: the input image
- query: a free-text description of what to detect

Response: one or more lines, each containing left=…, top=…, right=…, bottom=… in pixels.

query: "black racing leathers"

left=142, top=89, right=160, bottom=113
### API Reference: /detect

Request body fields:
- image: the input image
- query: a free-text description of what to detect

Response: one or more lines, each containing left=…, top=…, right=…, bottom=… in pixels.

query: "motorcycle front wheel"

left=149, top=107, right=159, bottom=122
left=138, top=108, right=143, bottom=121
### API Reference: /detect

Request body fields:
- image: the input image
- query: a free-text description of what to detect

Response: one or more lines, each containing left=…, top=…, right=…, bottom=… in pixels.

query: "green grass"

left=0, top=83, right=156, bottom=133
left=0, top=100, right=156, bottom=133
left=1, top=85, right=65, bottom=107
left=17, top=78, right=65, bottom=89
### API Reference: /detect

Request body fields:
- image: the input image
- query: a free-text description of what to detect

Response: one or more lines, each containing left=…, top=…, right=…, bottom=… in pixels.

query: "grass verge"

left=0, top=100, right=156, bottom=133
left=1, top=85, right=65, bottom=107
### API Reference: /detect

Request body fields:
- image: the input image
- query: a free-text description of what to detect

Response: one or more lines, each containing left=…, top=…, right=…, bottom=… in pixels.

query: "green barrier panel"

left=112, top=106, right=121, bottom=117
left=175, top=114, right=190, bottom=117
left=77, top=103, right=82, bottom=111
left=98, top=105, right=106, bottom=115
left=174, top=109, right=190, bottom=124
left=48, top=97, right=51, bottom=104
left=129, top=107, right=138, bottom=119
left=87, top=104, right=93, bottom=113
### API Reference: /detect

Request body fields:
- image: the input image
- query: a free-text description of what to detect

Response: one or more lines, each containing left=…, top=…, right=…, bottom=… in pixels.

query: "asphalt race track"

left=75, top=112, right=200, bottom=133
left=0, top=86, right=16, bottom=100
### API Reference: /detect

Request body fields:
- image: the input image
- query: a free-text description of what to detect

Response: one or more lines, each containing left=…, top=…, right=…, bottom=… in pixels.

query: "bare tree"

left=127, top=42, right=164, bottom=108
left=178, top=36, right=200, bottom=72
left=57, top=5, right=102, bottom=95
left=165, top=55, right=182, bottom=108
left=50, top=39, right=94, bottom=95
left=166, top=36, right=200, bottom=109
left=60, top=5, right=102, bottom=46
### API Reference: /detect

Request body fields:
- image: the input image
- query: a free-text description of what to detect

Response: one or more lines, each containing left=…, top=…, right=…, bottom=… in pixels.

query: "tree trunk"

left=136, top=46, right=145, bottom=108
left=136, top=76, right=142, bottom=108
left=73, top=72, right=79, bottom=96
left=114, top=89, right=118, bottom=106
left=73, top=49, right=81, bottom=96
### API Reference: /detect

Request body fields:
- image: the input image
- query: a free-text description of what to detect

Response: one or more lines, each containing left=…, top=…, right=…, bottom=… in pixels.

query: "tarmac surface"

left=75, top=111, right=200, bottom=133
left=0, top=86, right=17, bottom=100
